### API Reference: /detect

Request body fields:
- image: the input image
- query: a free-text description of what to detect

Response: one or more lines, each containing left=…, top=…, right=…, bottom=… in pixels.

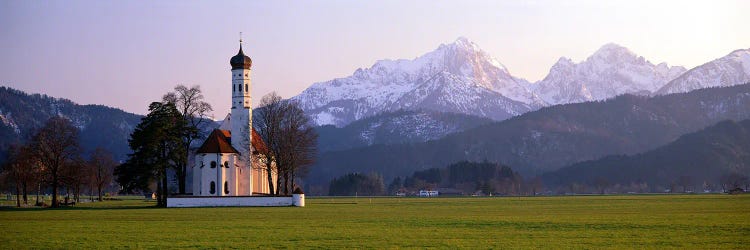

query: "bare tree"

left=594, top=177, right=610, bottom=195
left=88, top=147, right=116, bottom=201
left=61, top=158, right=87, bottom=203
left=163, top=85, right=213, bottom=194
left=30, top=117, right=81, bottom=208
left=277, top=101, right=317, bottom=195
left=3, top=144, right=38, bottom=207
left=252, top=93, right=285, bottom=195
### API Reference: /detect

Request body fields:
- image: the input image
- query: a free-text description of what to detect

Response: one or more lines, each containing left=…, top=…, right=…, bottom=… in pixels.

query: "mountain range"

left=656, top=49, right=750, bottom=95
left=307, top=84, right=750, bottom=186
left=292, top=37, right=750, bottom=128
left=292, top=37, right=544, bottom=127
left=0, top=87, right=140, bottom=161
left=533, top=43, right=686, bottom=105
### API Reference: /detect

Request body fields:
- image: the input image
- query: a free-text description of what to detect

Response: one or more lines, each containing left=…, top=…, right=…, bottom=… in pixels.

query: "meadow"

left=1, top=194, right=748, bottom=248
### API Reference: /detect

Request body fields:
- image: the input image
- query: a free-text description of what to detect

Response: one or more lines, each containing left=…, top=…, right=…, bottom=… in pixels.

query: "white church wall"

left=167, top=196, right=301, bottom=207
left=192, top=154, right=203, bottom=195
left=199, top=153, right=235, bottom=196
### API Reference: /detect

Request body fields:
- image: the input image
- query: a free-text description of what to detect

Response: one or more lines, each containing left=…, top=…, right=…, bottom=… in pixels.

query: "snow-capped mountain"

left=533, top=43, right=686, bottom=105
left=292, top=37, right=545, bottom=127
left=656, top=49, right=750, bottom=95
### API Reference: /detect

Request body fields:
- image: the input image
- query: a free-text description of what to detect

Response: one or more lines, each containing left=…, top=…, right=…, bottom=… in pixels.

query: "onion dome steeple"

left=230, top=39, right=252, bottom=70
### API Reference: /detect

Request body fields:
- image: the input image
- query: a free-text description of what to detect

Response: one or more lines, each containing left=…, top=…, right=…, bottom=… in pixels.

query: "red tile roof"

left=251, top=128, right=268, bottom=155
left=196, top=129, right=239, bottom=154
left=195, top=128, right=269, bottom=155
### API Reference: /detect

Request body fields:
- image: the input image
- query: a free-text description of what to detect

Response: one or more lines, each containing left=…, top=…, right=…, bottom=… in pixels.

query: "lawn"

left=1, top=194, right=748, bottom=248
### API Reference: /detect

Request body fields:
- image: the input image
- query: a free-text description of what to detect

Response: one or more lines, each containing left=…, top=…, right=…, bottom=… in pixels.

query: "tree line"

left=326, top=161, right=544, bottom=196
left=389, top=161, right=536, bottom=196
left=0, top=117, right=117, bottom=207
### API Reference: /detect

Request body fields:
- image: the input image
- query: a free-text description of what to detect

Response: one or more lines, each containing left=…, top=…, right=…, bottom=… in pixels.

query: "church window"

left=224, top=161, right=229, bottom=168
left=245, top=73, right=248, bottom=77
left=224, top=181, right=229, bottom=194
left=210, top=181, right=216, bottom=194
left=200, top=162, right=204, bottom=168
left=233, top=84, right=235, bottom=92
left=245, top=84, right=248, bottom=92
left=210, top=161, right=217, bottom=168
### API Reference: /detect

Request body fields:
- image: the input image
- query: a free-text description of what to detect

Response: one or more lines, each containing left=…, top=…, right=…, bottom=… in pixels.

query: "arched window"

left=200, top=161, right=204, bottom=168
left=224, top=161, right=229, bottom=168
left=210, top=161, right=217, bottom=168
left=210, top=181, right=216, bottom=194
left=224, top=181, right=229, bottom=194
left=245, top=84, right=248, bottom=92
left=233, top=84, right=235, bottom=92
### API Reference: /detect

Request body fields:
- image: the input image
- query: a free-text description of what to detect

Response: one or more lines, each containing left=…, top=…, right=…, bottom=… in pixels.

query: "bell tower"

left=229, top=38, right=253, bottom=157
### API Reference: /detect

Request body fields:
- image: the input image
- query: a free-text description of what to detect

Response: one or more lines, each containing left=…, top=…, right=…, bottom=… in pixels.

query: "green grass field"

left=1, top=194, right=748, bottom=248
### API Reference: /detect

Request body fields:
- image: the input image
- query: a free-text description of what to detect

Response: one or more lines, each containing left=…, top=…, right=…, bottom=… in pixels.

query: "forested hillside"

left=543, top=119, right=750, bottom=192
left=308, top=84, right=750, bottom=185
left=0, top=86, right=141, bottom=161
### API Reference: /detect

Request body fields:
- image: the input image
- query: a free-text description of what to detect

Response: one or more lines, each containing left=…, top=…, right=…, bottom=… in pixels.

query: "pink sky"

left=1, top=0, right=747, bottom=116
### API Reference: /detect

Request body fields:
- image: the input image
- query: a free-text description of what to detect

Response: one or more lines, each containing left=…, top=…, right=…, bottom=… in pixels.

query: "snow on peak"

left=589, top=43, right=639, bottom=62
left=292, top=37, right=543, bottom=126
left=451, top=36, right=479, bottom=50
left=534, top=43, right=686, bottom=105
left=553, top=57, right=575, bottom=68
left=657, top=48, right=750, bottom=95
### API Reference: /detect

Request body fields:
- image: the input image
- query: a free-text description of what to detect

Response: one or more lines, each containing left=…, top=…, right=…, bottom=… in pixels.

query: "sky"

left=1, top=0, right=748, bottom=116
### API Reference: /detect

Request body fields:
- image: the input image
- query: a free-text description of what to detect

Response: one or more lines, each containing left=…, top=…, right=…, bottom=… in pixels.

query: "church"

left=190, top=41, right=277, bottom=196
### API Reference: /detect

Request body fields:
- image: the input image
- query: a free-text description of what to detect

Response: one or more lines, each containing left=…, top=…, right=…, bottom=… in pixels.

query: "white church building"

left=168, top=41, right=303, bottom=207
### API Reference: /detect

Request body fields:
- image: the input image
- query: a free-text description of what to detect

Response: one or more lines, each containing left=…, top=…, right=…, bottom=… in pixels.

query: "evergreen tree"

left=116, top=102, right=186, bottom=207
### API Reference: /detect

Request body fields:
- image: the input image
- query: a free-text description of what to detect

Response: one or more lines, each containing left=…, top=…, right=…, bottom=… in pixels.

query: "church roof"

left=251, top=129, right=268, bottom=155
left=196, top=129, right=239, bottom=154
left=230, top=44, right=252, bottom=70
left=195, top=128, right=269, bottom=155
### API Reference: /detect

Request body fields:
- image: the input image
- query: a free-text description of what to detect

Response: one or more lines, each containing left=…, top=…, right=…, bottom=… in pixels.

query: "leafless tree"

left=277, top=100, right=317, bottom=195
left=252, top=93, right=285, bottom=195
left=88, top=147, right=116, bottom=201
left=62, top=157, right=89, bottom=203
left=163, top=84, right=213, bottom=194
left=30, top=117, right=81, bottom=208
left=594, top=177, right=610, bottom=195
left=3, top=144, right=38, bottom=207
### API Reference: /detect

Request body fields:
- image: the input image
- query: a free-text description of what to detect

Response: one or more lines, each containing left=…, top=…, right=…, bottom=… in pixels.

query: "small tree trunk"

left=98, top=183, right=103, bottom=202
left=291, top=171, right=296, bottom=194
left=15, top=181, right=21, bottom=207
left=22, top=182, right=28, bottom=205
left=161, top=173, right=168, bottom=207
left=275, top=170, right=282, bottom=196
left=178, top=164, right=187, bottom=194
left=51, top=174, right=59, bottom=208
left=266, top=163, right=275, bottom=195
left=283, top=172, right=290, bottom=195
left=75, top=183, right=80, bottom=203
left=156, top=178, right=163, bottom=207
left=36, top=182, right=41, bottom=205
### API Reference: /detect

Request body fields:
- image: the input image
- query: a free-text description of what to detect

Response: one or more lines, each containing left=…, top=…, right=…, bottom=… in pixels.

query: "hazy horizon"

left=1, top=0, right=747, bottom=115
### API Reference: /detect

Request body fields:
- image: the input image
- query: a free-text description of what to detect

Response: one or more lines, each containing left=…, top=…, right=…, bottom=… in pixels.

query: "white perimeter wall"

left=167, top=196, right=302, bottom=208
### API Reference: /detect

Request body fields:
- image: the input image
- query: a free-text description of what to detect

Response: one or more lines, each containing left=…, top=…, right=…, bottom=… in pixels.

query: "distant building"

left=418, top=190, right=439, bottom=197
